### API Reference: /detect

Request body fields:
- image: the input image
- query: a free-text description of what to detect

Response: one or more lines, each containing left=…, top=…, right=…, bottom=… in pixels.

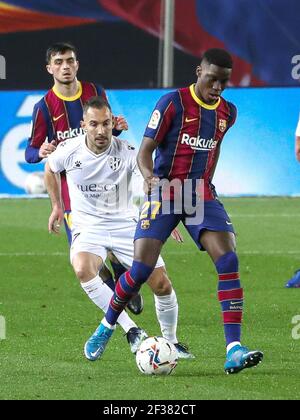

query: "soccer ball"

left=24, top=172, right=46, bottom=195
left=136, top=336, right=178, bottom=375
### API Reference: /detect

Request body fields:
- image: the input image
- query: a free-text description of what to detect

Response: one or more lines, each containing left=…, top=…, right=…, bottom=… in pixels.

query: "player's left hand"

left=48, top=205, right=64, bottom=235
left=171, top=228, right=184, bottom=243
left=114, top=116, right=129, bottom=131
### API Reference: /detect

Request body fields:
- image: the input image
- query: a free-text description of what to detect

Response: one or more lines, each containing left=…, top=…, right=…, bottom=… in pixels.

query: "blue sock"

left=216, top=252, right=243, bottom=347
left=105, top=261, right=154, bottom=325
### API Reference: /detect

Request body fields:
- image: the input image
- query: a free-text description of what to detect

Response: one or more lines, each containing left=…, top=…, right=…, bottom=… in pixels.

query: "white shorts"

left=70, top=220, right=165, bottom=269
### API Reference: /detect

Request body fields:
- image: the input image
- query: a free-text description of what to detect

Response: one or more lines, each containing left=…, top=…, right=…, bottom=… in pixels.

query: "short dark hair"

left=46, top=42, right=77, bottom=64
left=83, top=96, right=112, bottom=115
left=201, top=48, right=233, bottom=69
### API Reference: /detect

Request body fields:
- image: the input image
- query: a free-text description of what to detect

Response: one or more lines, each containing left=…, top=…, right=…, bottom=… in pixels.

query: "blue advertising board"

left=0, top=87, right=299, bottom=196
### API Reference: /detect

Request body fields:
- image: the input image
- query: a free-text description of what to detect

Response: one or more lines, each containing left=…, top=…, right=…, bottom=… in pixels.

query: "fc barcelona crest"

left=109, top=157, right=122, bottom=171
left=218, top=119, right=227, bottom=132
left=141, top=220, right=150, bottom=230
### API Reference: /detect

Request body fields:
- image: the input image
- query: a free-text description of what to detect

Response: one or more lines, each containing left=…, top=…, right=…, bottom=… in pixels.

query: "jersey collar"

left=52, top=81, right=82, bottom=102
left=189, top=84, right=221, bottom=110
left=83, top=135, right=113, bottom=157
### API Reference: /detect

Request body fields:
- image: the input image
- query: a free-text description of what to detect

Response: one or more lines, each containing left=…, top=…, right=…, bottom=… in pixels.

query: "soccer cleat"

left=84, top=322, right=115, bottom=361
left=126, top=327, right=148, bottom=354
left=127, top=293, right=144, bottom=315
left=285, top=270, right=300, bottom=288
left=224, top=345, right=263, bottom=374
left=174, top=342, right=195, bottom=359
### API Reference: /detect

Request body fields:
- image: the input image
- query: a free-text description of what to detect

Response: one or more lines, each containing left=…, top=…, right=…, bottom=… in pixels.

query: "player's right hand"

left=114, top=115, right=129, bottom=131
left=143, top=176, right=160, bottom=194
left=48, top=206, right=64, bottom=235
left=39, top=140, right=57, bottom=158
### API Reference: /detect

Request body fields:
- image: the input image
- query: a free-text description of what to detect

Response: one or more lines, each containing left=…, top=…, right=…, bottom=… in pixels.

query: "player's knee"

left=73, top=264, right=98, bottom=283
left=148, top=267, right=173, bottom=296
left=134, top=239, right=162, bottom=268
left=215, top=251, right=239, bottom=273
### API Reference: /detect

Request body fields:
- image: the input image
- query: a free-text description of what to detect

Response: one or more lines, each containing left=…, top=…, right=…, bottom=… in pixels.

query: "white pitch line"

left=239, top=251, right=300, bottom=255
left=0, top=251, right=300, bottom=257
left=229, top=214, right=300, bottom=218
left=0, top=252, right=68, bottom=257
left=166, top=250, right=300, bottom=256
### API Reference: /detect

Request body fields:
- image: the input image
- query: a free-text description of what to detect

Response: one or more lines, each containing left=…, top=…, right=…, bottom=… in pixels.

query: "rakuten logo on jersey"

left=57, top=128, right=84, bottom=141
left=181, top=133, right=217, bottom=151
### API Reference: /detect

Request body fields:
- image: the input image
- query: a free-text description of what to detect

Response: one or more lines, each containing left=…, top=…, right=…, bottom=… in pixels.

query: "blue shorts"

left=64, top=210, right=73, bottom=246
left=134, top=198, right=235, bottom=251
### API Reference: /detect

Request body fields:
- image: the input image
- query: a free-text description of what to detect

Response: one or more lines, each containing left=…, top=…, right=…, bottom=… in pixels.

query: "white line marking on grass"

left=1, top=250, right=300, bottom=257
left=0, top=252, right=68, bottom=257
left=239, top=251, right=300, bottom=255
left=166, top=250, right=300, bottom=256
left=229, top=214, right=300, bottom=218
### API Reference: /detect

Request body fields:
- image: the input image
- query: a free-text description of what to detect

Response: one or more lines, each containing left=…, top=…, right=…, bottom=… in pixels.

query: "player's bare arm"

left=44, top=162, right=64, bottom=234
left=137, top=136, right=160, bottom=194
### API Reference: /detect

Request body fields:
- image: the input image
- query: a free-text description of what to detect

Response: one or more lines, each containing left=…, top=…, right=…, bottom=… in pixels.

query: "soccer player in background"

left=285, top=114, right=300, bottom=287
left=45, top=96, right=193, bottom=359
left=89, top=48, right=264, bottom=374
left=24, top=42, right=143, bottom=314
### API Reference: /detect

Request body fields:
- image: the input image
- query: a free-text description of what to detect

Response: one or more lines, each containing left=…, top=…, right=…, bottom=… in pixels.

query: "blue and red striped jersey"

left=144, top=84, right=237, bottom=200
left=25, top=81, right=107, bottom=163
left=25, top=81, right=110, bottom=211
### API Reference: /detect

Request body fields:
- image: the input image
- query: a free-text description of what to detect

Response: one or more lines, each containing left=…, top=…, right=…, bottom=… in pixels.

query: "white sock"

left=101, top=317, right=116, bottom=330
left=227, top=341, right=241, bottom=354
left=81, top=276, right=137, bottom=333
left=154, top=289, right=178, bottom=344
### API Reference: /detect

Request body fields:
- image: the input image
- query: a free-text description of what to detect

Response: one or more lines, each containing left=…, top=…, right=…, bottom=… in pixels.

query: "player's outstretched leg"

left=215, top=250, right=263, bottom=374
left=73, top=253, right=146, bottom=359
left=87, top=239, right=162, bottom=359
left=99, top=260, right=144, bottom=315
left=80, top=273, right=146, bottom=354
left=85, top=261, right=154, bottom=360
left=110, top=256, right=144, bottom=315
left=84, top=261, right=153, bottom=361
left=106, top=261, right=154, bottom=327
left=109, top=255, right=145, bottom=315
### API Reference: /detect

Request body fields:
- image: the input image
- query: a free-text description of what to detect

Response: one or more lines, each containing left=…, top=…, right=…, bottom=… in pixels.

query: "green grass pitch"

left=1, top=197, right=300, bottom=400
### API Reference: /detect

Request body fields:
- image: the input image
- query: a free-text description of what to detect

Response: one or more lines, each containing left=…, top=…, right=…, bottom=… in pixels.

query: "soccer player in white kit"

left=45, top=96, right=193, bottom=360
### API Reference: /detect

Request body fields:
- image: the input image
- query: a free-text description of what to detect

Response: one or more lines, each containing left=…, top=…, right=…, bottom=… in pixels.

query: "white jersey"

left=48, top=134, right=141, bottom=233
